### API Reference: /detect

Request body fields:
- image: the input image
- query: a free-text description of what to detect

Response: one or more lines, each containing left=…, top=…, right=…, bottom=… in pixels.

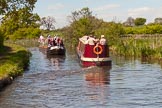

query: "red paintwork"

left=83, top=44, right=109, bottom=58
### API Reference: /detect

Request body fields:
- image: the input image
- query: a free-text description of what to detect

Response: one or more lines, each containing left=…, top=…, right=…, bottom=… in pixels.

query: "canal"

left=0, top=47, right=162, bottom=108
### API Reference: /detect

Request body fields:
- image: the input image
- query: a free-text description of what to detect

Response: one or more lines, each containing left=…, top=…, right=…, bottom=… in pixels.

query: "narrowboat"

left=39, top=45, right=66, bottom=55
left=47, top=46, right=66, bottom=55
left=76, top=35, right=111, bottom=67
left=38, top=35, right=66, bottom=56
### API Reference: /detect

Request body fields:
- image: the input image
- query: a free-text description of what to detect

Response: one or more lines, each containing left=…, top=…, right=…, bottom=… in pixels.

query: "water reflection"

left=84, top=66, right=111, bottom=86
left=141, top=56, right=160, bottom=65
left=38, top=47, right=66, bottom=69
left=1, top=47, right=162, bottom=108
left=46, top=54, right=66, bottom=69
left=38, top=47, right=47, bottom=55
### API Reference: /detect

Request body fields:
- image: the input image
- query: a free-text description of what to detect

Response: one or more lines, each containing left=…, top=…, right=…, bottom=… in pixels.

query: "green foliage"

left=124, top=24, right=162, bottom=34
left=1, top=9, right=40, bottom=36
left=0, top=0, right=40, bottom=39
left=0, top=63, right=20, bottom=78
left=0, top=50, right=30, bottom=78
left=0, top=29, right=4, bottom=48
left=63, top=7, right=127, bottom=47
left=63, top=7, right=104, bottom=46
left=141, top=47, right=156, bottom=57
left=134, top=17, right=146, bottom=26
left=154, top=18, right=162, bottom=24
left=0, top=43, right=31, bottom=78
left=145, top=25, right=162, bottom=34
left=103, top=22, right=125, bottom=46
left=10, top=27, right=41, bottom=40
left=60, top=7, right=162, bottom=60
left=113, top=36, right=162, bottom=59
left=0, top=0, right=8, bottom=15
left=1, top=15, right=19, bottom=36
left=71, top=17, right=93, bottom=36
left=124, top=27, right=134, bottom=34
left=0, top=0, right=37, bottom=15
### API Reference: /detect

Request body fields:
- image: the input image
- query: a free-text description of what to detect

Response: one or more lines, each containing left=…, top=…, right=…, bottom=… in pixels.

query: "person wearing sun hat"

left=101, top=35, right=104, bottom=38
left=100, top=35, right=106, bottom=45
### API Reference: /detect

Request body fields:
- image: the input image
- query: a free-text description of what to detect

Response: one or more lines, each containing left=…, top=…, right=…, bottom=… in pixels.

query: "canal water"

left=0, top=47, right=162, bottom=108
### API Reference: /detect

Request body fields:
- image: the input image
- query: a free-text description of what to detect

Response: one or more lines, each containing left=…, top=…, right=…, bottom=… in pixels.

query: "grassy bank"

left=110, top=35, right=162, bottom=60
left=0, top=42, right=31, bottom=89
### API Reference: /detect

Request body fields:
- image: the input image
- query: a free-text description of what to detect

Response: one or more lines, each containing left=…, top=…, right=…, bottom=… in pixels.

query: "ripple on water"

left=0, top=48, right=162, bottom=108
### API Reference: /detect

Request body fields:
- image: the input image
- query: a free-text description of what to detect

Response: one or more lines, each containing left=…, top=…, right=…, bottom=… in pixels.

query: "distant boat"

left=47, top=46, right=66, bottom=55
left=39, top=45, right=65, bottom=56
left=39, top=36, right=66, bottom=56
left=76, top=35, right=111, bottom=67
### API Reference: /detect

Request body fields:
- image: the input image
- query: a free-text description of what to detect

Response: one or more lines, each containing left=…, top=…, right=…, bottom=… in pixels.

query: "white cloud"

left=128, top=7, right=154, bottom=16
left=127, top=6, right=162, bottom=23
left=94, top=4, right=120, bottom=11
left=91, top=4, right=121, bottom=22
left=154, top=6, right=162, bottom=17
left=96, top=12, right=124, bottom=23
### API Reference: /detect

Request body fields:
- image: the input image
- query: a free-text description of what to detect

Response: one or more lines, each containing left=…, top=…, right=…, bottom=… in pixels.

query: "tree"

left=123, top=17, right=135, bottom=26
left=0, top=0, right=37, bottom=15
left=154, top=18, right=162, bottom=24
left=0, top=29, right=4, bottom=48
left=69, top=7, right=102, bottom=35
left=0, top=0, right=7, bottom=15
left=134, top=17, right=146, bottom=26
left=63, top=7, right=105, bottom=46
left=40, top=16, right=56, bottom=30
left=0, top=0, right=39, bottom=38
left=67, top=7, right=92, bottom=23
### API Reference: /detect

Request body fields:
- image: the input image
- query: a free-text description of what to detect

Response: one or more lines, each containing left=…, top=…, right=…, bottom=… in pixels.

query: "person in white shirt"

left=86, top=35, right=95, bottom=45
left=100, top=35, right=106, bottom=45
left=38, top=34, right=45, bottom=46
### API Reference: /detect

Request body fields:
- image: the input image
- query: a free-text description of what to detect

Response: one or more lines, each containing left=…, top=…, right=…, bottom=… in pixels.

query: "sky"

left=33, top=0, right=162, bottom=29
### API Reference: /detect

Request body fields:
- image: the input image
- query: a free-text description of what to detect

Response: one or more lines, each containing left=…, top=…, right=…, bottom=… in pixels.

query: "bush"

left=11, top=27, right=41, bottom=40
left=124, top=24, right=162, bottom=34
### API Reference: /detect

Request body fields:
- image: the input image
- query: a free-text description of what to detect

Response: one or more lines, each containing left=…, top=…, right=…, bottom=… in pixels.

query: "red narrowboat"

left=76, top=35, right=112, bottom=67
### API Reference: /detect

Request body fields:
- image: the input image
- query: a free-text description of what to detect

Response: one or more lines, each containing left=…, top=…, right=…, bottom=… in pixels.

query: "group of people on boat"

left=83, top=34, right=107, bottom=46
left=38, top=34, right=64, bottom=48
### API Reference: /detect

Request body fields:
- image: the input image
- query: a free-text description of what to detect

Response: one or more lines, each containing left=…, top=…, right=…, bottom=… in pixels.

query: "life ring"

left=93, top=45, right=103, bottom=55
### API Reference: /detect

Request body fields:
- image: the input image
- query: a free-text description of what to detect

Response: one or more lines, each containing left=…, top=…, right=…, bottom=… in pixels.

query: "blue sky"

left=33, top=0, right=162, bottom=28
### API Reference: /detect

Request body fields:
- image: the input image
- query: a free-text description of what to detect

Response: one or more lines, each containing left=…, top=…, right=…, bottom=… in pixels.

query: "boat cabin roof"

left=79, top=35, right=89, bottom=44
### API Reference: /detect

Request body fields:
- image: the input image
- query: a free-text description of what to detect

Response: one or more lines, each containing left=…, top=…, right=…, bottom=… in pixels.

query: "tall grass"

left=112, top=35, right=162, bottom=59
left=6, top=39, right=39, bottom=48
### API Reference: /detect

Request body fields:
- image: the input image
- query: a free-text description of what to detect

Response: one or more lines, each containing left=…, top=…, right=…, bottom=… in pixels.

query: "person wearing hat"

left=85, top=35, right=96, bottom=45
left=100, top=35, right=106, bottom=45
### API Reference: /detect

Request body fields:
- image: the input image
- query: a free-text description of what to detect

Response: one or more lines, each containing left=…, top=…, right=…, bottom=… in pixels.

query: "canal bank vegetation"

left=0, top=42, right=31, bottom=89
left=0, top=0, right=41, bottom=41
left=0, top=0, right=37, bottom=89
left=59, top=7, right=162, bottom=60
